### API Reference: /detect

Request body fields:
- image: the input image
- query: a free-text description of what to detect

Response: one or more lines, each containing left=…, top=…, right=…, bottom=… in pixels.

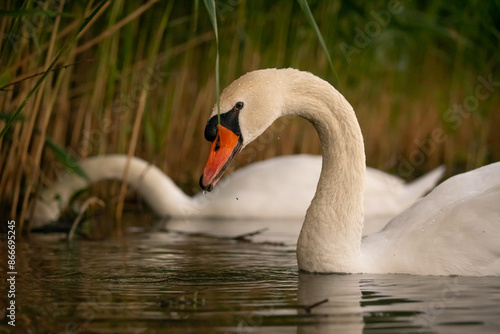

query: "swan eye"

left=235, top=102, right=244, bottom=111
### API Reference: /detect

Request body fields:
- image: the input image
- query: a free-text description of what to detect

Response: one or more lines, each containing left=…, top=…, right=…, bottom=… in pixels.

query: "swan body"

left=30, top=154, right=443, bottom=233
left=199, top=68, right=500, bottom=276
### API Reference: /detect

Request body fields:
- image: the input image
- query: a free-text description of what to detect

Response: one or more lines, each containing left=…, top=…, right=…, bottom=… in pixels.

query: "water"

left=1, top=216, right=500, bottom=333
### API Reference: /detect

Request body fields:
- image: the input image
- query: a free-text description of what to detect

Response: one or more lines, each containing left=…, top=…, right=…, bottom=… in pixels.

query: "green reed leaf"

left=44, top=136, right=89, bottom=180
left=203, top=0, right=220, bottom=123
left=297, top=0, right=340, bottom=88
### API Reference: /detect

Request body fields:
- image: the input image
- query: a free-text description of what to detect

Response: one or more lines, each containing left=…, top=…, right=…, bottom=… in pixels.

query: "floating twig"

left=162, top=226, right=287, bottom=246
left=303, top=298, right=329, bottom=313
left=232, top=228, right=269, bottom=240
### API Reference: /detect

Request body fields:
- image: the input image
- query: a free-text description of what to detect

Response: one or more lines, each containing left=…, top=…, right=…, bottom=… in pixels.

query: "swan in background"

left=199, top=68, right=500, bottom=276
left=30, top=154, right=443, bottom=232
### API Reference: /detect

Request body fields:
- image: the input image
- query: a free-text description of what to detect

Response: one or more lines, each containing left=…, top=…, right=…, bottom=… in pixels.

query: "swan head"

left=199, top=69, right=289, bottom=191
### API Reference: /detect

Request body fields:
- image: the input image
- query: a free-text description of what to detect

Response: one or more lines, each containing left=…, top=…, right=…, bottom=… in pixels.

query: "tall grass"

left=1, top=0, right=499, bottom=230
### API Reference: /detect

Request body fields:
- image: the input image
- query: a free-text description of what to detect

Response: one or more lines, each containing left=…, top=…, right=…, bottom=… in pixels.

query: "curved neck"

left=283, top=71, right=366, bottom=272
left=36, top=155, right=194, bottom=221
left=83, top=155, right=194, bottom=216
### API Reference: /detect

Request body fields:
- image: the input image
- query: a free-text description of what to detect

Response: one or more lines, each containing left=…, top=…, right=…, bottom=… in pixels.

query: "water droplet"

left=202, top=190, right=206, bottom=195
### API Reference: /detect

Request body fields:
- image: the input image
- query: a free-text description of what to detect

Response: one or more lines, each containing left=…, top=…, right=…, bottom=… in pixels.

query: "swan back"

left=362, top=162, right=500, bottom=275
left=192, top=155, right=321, bottom=218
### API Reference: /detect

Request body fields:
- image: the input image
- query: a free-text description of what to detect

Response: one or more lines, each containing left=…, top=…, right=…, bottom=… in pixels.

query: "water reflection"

left=298, top=273, right=365, bottom=333
left=1, top=216, right=499, bottom=333
left=297, top=273, right=500, bottom=333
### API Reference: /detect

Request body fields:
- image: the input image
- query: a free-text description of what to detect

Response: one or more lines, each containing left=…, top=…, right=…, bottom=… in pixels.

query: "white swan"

left=30, top=154, right=443, bottom=233
left=199, top=68, right=500, bottom=276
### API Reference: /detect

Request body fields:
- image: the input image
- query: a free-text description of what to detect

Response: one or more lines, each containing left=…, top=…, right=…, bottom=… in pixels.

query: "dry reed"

left=1, top=1, right=498, bottom=232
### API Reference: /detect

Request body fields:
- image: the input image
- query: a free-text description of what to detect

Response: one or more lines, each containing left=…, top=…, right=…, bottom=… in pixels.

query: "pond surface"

left=1, top=215, right=500, bottom=333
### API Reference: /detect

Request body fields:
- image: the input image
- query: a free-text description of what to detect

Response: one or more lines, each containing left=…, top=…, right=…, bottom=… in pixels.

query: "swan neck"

left=82, top=156, right=194, bottom=217
left=284, top=72, right=365, bottom=272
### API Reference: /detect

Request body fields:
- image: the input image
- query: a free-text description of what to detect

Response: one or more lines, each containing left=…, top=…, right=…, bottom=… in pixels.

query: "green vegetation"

left=1, top=0, right=499, bottom=230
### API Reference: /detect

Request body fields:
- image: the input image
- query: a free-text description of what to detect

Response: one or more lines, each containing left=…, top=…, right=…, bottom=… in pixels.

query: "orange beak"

left=200, top=124, right=242, bottom=191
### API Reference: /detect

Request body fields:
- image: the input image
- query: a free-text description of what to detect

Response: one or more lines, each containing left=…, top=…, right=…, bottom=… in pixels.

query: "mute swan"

left=30, top=154, right=443, bottom=232
left=200, top=68, right=500, bottom=276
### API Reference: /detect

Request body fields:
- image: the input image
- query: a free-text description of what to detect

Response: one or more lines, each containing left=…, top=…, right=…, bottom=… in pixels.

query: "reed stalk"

left=0, top=1, right=498, bottom=233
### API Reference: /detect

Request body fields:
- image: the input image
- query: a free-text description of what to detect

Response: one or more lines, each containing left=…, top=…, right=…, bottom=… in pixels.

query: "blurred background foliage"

left=1, top=0, right=499, bottom=227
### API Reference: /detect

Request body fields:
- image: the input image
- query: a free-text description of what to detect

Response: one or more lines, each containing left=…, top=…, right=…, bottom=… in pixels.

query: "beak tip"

left=199, top=174, right=213, bottom=192
left=199, top=174, right=207, bottom=190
